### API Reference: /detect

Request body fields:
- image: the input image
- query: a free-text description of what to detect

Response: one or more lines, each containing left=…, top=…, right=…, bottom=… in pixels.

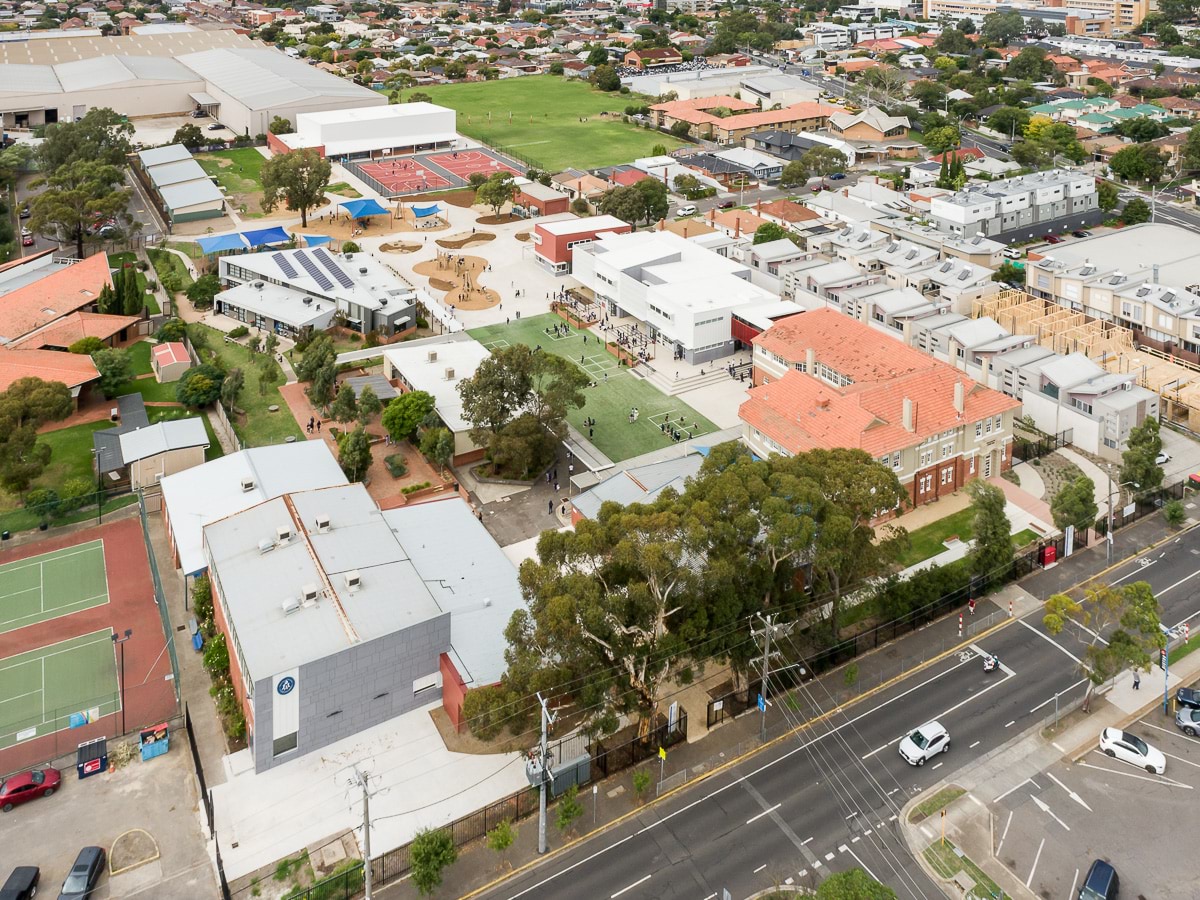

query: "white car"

left=1098, top=727, right=1165, bottom=774
left=898, top=721, right=949, bottom=766
left=1156, top=451, right=1170, bottom=465
left=676, top=204, right=697, bottom=217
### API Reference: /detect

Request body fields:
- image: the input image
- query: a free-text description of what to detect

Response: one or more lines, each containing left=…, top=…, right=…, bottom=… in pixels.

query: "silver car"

left=1177, top=707, right=1200, bottom=737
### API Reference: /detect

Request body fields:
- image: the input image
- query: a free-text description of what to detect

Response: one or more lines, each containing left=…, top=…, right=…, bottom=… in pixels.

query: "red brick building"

left=741, top=310, right=1020, bottom=510
left=625, top=47, right=683, bottom=69
left=532, top=214, right=632, bottom=274
left=513, top=180, right=570, bottom=217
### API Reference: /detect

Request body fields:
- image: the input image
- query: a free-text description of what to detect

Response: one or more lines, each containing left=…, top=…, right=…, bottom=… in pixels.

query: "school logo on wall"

left=277, top=676, right=296, bottom=696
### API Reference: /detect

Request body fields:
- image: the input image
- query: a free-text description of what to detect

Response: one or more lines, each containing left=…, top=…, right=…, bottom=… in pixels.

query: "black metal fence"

left=0, top=486, right=137, bottom=541
left=372, top=710, right=688, bottom=889
left=1012, top=427, right=1073, bottom=462
left=279, top=863, right=365, bottom=900
left=1108, top=480, right=1186, bottom=532
left=184, top=704, right=213, bottom=833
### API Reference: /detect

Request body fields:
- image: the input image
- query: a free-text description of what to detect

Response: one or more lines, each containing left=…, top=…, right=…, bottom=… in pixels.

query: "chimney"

left=954, top=381, right=965, bottom=415
left=756, top=198, right=763, bottom=215
left=805, top=348, right=815, bottom=371
left=735, top=216, right=742, bottom=239
left=902, top=397, right=915, bottom=432
left=842, top=188, right=849, bottom=198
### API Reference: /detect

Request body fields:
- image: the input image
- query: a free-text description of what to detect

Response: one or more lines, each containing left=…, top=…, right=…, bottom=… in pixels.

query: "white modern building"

left=218, top=248, right=417, bottom=340
left=572, top=230, right=798, bottom=364
left=271, top=102, right=457, bottom=161
left=929, top=169, right=1101, bottom=242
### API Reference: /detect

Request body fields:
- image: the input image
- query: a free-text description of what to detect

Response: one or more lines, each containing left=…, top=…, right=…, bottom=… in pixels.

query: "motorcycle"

left=983, top=654, right=1000, bottom=674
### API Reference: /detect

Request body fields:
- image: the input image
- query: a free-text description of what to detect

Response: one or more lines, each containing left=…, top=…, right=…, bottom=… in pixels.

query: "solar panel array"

left=296, top=251, right=334, bottom=291
left=273, top=252, right=298, bottom=278
left=313, top=248, right=354, bottom=289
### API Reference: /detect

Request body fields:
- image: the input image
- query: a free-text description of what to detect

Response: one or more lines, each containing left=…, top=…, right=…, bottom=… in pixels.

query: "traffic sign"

left=757, top=693, right=766, bottom=712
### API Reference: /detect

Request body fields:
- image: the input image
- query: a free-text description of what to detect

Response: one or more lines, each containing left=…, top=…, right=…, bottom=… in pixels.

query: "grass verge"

left=924, top=839, right=1010, bottom=899
left=147, top=247, right=194, bottom=291
left=908, top=787, right=965, bottom=823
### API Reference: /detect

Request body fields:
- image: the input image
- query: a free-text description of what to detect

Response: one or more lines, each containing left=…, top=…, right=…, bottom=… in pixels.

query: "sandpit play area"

left=413, top=251, right=500, bottom=311
left=435, top=231, right=496, bottom=250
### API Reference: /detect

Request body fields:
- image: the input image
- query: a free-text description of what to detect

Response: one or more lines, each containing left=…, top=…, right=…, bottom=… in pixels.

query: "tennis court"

left=0, top=629, right=119, bottom=750
left=469, top=313, right=718, bottom=463
left=0, top=540, right=109, bottom=635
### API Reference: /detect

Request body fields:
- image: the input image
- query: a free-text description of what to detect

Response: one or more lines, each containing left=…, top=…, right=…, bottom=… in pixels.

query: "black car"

left=1072, top=230, right=1092, bottom=239
left=207, top=123, right=223, bottom=131
left=0, top=867, right=39, bottom=900
left=57, top=847, right=104, bottom=900
left=1177, top=686, right=1200, bottom=709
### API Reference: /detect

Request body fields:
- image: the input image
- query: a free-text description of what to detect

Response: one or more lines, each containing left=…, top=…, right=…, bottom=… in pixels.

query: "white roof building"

left=273, top=102, right=457, bottom=158
left=161, top=441, right=348, bottom=576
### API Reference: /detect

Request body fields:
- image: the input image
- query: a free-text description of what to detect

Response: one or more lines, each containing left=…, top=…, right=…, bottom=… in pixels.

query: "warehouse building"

left=0, top=32, right=384, bottom=133
left=267, top=103, right=456, bottom=160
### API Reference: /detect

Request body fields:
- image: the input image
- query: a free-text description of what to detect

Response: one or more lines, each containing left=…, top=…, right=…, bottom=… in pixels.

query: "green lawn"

left=115, top=375, right=181, bottom=403
left=147, top=247, right=194, bottom=292
left=127, top=340, right=153, bottom=376
left=468, top=313, right=717, bottom=463
left=195, top=148, right=268, bottom=218
left=107, top=252, right=160, bottom=315
left=148, top=407, right=224, bottom=461
left=924, top=839, right=1009, bottom=899
left=898, top=508, right=1046, bottom=569
left=187, top=323, right=304, bottom=446
left=418, top=77, right=687, bottom=171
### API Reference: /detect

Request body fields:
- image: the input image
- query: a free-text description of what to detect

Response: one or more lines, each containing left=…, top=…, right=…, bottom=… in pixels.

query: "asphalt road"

left=477, top=527, right=1200, bottom=900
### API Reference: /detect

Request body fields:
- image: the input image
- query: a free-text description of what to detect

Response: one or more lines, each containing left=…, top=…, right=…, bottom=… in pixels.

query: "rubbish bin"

left=76, top=737, right=108, bottom=779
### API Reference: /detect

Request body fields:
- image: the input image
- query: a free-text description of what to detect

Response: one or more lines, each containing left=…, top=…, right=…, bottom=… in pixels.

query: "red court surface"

left=0, top=517, right=177, bottom=774
left=357, top=160, right=452, bottom=194
left=425, top=149, right=523, bottom=179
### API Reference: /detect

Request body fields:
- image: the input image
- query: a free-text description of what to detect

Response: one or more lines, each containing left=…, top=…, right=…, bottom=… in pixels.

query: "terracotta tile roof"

left=0, top=253, right=112, bottom=345
left=651, top=95, right=759, bottom=115
left=743, top=310, right=1020, bottom=456
left=13, top=312, right=141, bottom=350
left=0, top=348, right=99, bottom=392
left=610, top=169, right=653, bottom=186
left=152, top=341, right=189, bottom=367
left=706, top=207, right=772, bottom=236
left=929, top=147, right=986, bottom=163
left=757, top=199, right=821, bottom=224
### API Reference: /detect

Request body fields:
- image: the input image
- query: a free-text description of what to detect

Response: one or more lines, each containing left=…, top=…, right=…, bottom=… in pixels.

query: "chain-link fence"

left=0, top=488, right=137, bottom=541
left=138, top=491, right=180, bottom=704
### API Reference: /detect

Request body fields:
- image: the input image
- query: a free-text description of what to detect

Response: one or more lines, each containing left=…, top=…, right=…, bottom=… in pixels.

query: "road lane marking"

left=1005, top=721, right=1015, bottom=728
left=862, top=670, right=1015, bottom=758
left=920, top=825, right=933, bottom=839
left=996, top=810, right=1013, bottom=856
left=968, top=794, right=985, bottom=809
left=863, top=829, right=873, bottom=836
left=851, top=836, right=860, bottom=843
left=753, top=864, right=767, bottom=874
left=1030, top=679, right=1086, bottom=713
left=1162, top=751, right=1200, bottom=771
left=1031, top=795, right=1070, bottom=831
left=611, top=874, right=650, bottom=898
left=1080, top=758, right=1194, bottom=789
left=845, top=812, right=857, bottom=819
left=825, top=852, right=835, bottom=861
left=1018, top=619, right=1083, bottom=663
left=969, top=741, right=980, bottom=749
left=1069, top=869, right=1080, bottom=900
left=994, top=777, right=1034, bottom=804
left=746, top=803, right=782, bottom=825
left=1026, top=837, right=1045, bottom=887
left=931, top=762, right=944, bottom=770
left=842, top=845, right=882, bottom=885
left=1112, top=561, right=1156, bottom=584
left=798, top=870, right=807, bottom=878
left=1046, top=773, right=1091, bottom=811
left=1158, top=566, right=1200, bottom=597
left=801, top=837, right=814, bottom=845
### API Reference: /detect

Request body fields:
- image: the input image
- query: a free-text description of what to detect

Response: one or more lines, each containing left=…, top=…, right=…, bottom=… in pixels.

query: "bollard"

left=1009, top=599, right=1014, bottom=618
left=958, top=613, right=963, bottom=638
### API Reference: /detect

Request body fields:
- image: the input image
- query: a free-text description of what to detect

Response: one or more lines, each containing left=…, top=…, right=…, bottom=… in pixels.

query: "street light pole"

left=1106, top=469, right=1139, bottom=565
left=111, top=629, right=132, bottom=735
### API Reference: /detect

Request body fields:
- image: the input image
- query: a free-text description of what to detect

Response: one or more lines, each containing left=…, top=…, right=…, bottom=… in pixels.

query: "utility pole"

left=757, top=613, right=774, bottom=743
left=350, top=768, right=375, bottom=899
left=536, top=692, right=557, bottom=855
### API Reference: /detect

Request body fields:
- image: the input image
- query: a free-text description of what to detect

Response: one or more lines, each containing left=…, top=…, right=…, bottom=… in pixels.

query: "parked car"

left=1098, top=726, right=1165, bottom=774
left=18, top=205, right=30, bottom=219
left=1078, top=859, right=1119, bottom=900
left=1156, top=451, right=1171, bottom=465
left=1176, top=707, right=1200, bottom=737
left=57, top=847, right=105, bottom=900
left=829, top=172, right=847, bottom=180
left=21, top=234, right=33, bottom=247
left=1176, top=686, right=1200, bottom=709
left=1044, top=234, right=1063, bottom=244
left=1072, top=230, right=1092, bottom=239
left=718, top=199, right=735, bottom=209
left=0, top=767, right=59, bottom=812
left=206, top=123, right=223, bottom=131
left=190, top=109, right=205, bottom=118
left=676, top=204, right=697, bottom=217
left=1002, top=247, right=1023, bottom=260
left=0, top=867, right=39, bottom=900
left=898, top=721, right=949, bottom=766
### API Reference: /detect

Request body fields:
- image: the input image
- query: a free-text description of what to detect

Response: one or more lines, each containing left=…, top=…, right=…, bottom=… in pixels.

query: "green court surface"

left=469, top=314, right=718, bottom=463
left=0, top=629, right=120, bottom=750
left=0, top=540, right=109, bottom=635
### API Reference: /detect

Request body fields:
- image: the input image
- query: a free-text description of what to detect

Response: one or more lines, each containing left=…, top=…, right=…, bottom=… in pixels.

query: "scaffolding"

left=974, top=289, right=1200, bottom=431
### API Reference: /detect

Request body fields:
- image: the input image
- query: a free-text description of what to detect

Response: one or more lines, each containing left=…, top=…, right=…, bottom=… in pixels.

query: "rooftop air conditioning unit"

left=276, top=525, right=293, bottom=544
left=254, top=281, right=264, bottom=289
left=445, top=367, right=455, bottom=380
left=281, top=596, right=301, bottom=615
left=379, top=298, right=387, bottom=306
left=301, top=584, right=320, bottom=606
left=302, top=296, right=313, bottom=305
left=314, top=514, right=331, bottom=533
left=241, top=476, right=256, bottom=492
left=258, top=538, right=276, bottom=555
left=345, top=570, right=362, bottom=591
left=359, top=267, right=368, bottom=275
left=427, top=350, right=438, bottom=363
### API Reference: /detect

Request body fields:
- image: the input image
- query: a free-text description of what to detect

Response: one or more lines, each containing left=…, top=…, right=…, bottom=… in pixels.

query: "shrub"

left=227, top=325, right=249, bottom=339
left=462, top=684, right=508, bottom=740
left=341, top=241, right=361, bottom=253
left=632, top=769, right=652, bottom=801
left=202, top=632, right=230, bottom=676
left=384, top=453, right=408, bottom=478
left=57, top=477, right=95, bottom=515
left=1164, top=498, right=1186, bottom=527
left=69, top=336, right=107, bottom=355
left=156, top=318, right=187, bottom=343
left=24, top=487, right=59, bottom=519
left=555, top=785, right=583, bottom=834
left=401, top=481, right=431, bottom=495
left=192, top=573, right=214, bottom=633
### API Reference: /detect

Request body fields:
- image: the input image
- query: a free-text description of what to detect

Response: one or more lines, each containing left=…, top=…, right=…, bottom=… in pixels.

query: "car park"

left=57, top=847, right=104, bottom=900
left=1176, top=686, right=1200, bottom=709
left=1098, top=727, right=1165, bottom=774
left=1078, top=859, right=1119, bottom=900
left=898, top=721, right=949, bottom=766
left=0, top=767, right=60, bottom=812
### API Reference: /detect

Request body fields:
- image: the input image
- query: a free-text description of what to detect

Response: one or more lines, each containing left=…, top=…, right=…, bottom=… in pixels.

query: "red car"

left=1043, top=234, right=1063, bottom=244
left=0, top=767, right=60, bottom=812
left=21, top=234, right=33, bottom=247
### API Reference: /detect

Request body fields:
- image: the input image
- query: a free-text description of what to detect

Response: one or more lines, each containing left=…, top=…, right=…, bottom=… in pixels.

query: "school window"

left=892, top=452, right=901, bottom=470
left=969, top=456, right=975, bottom=474
left=920, top=474, right=932, bottom=493
left=975, top=421, right=983, bottom=438
left=273, top=732, right=298, bottom=757
left=993, top=415, right=1002, bottom=431
left=985, top=419, right=992, bottom=434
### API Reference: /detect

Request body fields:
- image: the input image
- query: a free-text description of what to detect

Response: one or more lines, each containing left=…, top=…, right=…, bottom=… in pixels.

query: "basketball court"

left=424, top=149, right=523, bottom=181
left=0, top=540, right=109, bottom=635
left=348, top=147, right=526, bottom=198
left=355, top=159, right=452, bottom=195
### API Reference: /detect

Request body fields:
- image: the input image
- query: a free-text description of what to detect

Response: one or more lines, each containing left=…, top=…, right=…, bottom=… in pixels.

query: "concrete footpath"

left=377, top=585, right=1034, bottom=899
left=901, top=645, right=1200, bottom=900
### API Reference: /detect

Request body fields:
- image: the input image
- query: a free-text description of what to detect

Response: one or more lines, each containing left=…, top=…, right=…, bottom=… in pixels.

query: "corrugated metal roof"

left=0, top=63, right=62, bottom=94
left=160, top=178, right=224, bottom=211
left=138, top=144, right=192, bottom=168
left=179, top=47, right=383, bottom=110
left=119, top=417, right=209, bottom=463
left=149, top=159, right=210, bottom=189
